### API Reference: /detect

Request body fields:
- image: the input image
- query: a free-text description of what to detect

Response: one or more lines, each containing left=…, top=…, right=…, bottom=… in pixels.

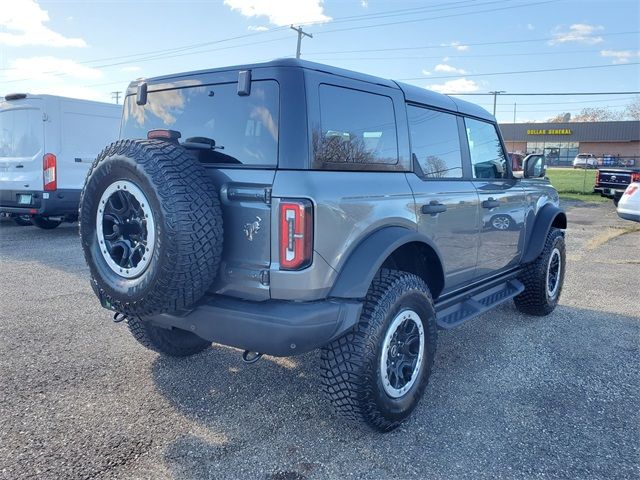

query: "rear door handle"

left=482, top=198, right=500, bottom=209
left=421, top=201, right=447, bottom=215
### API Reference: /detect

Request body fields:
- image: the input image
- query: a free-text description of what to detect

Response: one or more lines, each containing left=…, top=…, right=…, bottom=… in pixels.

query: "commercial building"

left=500, top=120, right=640, bottom=167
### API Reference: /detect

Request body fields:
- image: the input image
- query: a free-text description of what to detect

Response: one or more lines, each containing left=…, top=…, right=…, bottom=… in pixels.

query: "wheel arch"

left=329, top=226, right=445, bottom=301
left=522, top=204, right=567, bottom=264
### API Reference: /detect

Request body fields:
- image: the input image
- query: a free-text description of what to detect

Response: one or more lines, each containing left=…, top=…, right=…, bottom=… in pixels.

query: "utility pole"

left=513, top=102, right=517, bottom=123
left=489, top=90, right=505, bottom=116
left=111, top=91, right=122, bottom=104
left=290, top=25, right=313, bottom=59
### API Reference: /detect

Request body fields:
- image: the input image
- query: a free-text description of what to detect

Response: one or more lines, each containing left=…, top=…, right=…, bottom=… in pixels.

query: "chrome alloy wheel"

left=492, top=215, right=511, bottom=230
left=380, top=309, right=425, bottom=398
left=96, top=180, right=155, bottom=279
left=546, top=247, right=562, bottom=299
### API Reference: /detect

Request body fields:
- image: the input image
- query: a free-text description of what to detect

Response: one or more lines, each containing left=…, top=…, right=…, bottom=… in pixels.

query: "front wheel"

left=32, top=215, right=62, bottom=229
left=321, top=269, right=437, bottom=431
left=514, top=228, right=566, bottom=316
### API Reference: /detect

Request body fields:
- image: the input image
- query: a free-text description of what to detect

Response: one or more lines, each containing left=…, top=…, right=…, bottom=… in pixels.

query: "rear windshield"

left=0, top=108, right=42, bottom=158
left=121, top=80, right=279, bottom=167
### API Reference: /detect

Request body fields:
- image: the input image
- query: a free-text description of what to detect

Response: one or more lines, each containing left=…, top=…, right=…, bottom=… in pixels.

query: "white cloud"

left=600, top=49, right=640, bottom=64
left=427, top=78, right=480, bottom=94
left=3, top=57, right=103, bottom=82
left=434, top=63, right=466, bottom=74
left=0, top=0, right=86, bottom=47
left=224, top=0, right=331, bottom=26
left=120, top=66, right=142, bottom=72
left=361, top=0, right=368, bottom=6
left=442, top=41, right=468, bottom=51
left=527, top=23, right=535, bottom=31
left=248, top=25, right=269, bottom=31
left=549, top=23, right=604, bottom=45
left=421, top=70, right=431, bottom=76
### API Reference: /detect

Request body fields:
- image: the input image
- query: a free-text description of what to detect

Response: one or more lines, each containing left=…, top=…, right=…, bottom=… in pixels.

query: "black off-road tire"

left=321, top=269, right=437, bottom=432
left=13, top=215, right=32, bottom=226
left=514, top=228, right=566, bottom=316
left=613, top=197, right=620, bottom=207
left=32, top=215, right=62, bottom=229
left=127, top=317, right=210, bottom=357
left=80, top=139, right=223, bottom=317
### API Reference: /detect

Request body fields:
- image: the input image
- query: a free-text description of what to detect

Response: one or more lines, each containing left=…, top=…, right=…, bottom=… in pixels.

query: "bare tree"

left=547, top=112, right=572, bottom=123
left=625, top=97, right=640, bottom=121
left=573, top=107, right=621, bottom=122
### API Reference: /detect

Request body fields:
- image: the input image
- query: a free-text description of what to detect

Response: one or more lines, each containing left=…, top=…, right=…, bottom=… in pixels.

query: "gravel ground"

left=0, top=201, right=638, bottom=480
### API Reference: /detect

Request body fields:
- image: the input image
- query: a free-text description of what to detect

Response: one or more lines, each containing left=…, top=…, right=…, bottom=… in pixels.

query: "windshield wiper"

left=182, top=136, right=224, bottom=151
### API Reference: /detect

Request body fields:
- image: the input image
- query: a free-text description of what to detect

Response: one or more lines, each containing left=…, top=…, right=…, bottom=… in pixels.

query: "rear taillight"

left=595, top=169, right=600, bottom=184
left=43, top=153, right=57, bottom=191
left=631, top=172, right=640, bottom=183
left=625, top=185, right=638, bottom=196
left=279, top=199, right=313, bottom=270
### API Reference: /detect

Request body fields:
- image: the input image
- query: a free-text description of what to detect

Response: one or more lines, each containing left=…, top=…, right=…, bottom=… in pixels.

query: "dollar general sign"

left=527, top=129, right=572, bottom=135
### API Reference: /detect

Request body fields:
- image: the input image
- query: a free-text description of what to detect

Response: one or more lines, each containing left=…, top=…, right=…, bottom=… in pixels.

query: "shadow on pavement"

left=151, top=302, right=639, bottom=479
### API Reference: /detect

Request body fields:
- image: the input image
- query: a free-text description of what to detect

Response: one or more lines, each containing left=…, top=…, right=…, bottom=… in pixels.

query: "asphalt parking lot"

left=1, top=200, right=638, bottom=480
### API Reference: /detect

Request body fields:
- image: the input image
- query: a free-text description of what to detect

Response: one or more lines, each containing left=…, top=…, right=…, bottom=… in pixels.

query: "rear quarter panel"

left=270, top=170, right=417, bottom=300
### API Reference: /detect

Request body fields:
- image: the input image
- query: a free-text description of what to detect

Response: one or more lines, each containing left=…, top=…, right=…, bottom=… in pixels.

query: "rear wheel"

left=32, top=215, right=62, bottom=229
left=127, top=317, right=210, bottom=357
left=321, top=269, right=437, bottom=431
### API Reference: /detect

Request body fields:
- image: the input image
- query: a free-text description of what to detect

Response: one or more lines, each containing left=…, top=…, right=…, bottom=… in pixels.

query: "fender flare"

left=522, top=204, right=567, bottom=263
left=329, top=226, right=444, bottom=299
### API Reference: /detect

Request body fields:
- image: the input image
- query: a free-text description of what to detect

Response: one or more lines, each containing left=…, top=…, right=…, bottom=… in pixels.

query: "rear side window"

left=464, top=118, right=508, bottom=179
left=121, top=80, right=279, bottom=167
left=314, top=85, right=398, bottom=168
left=0, top=108, right=42, bottom=158
left=407, top=105, right=462, bottom=178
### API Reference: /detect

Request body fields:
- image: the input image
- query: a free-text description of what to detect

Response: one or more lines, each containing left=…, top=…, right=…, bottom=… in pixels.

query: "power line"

left=314, top=0, right=555, bottom=35
left=400, top=62, right=640, bottom=80
left=450, top=91, right=640, bottom=96
left=304, top=30, right=640, bottom=55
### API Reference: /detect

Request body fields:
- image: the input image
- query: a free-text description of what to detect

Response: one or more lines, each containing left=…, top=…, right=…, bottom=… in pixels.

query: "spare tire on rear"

left=80, top=139, right=223, bottom=316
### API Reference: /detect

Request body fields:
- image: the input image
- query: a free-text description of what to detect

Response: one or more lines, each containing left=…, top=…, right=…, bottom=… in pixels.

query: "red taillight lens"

left=43, top=153, right=57, bottom=191
left=279, top=199, right=313, bottom=270
left=625, top=185, right=638, bottom=196
left=595, top=169, right=600, bottom=183
left=631, top=172, right=640, bottom=182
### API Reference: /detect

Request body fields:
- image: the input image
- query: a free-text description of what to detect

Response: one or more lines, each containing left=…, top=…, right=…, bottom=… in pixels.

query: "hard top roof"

left=131, top=58, right=493, bottom=121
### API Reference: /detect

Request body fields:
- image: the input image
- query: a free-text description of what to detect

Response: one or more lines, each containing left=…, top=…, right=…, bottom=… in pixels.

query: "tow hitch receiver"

left=242, top=350, right=263, bottom=364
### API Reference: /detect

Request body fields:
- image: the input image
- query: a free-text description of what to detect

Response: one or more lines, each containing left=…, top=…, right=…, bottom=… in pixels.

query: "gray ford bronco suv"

left=80, top=59, right=567, bottom=431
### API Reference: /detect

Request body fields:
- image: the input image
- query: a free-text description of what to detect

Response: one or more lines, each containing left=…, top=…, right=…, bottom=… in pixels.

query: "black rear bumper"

left=0, top=189, right=81, bottom=216
left=593, top=186, right=626, bottom=199
left=146, top=296, right=363, bottom=357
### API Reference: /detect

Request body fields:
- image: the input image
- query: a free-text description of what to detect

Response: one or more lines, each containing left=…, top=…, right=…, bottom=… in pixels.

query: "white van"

left=0, top=93, right=121, bottom=229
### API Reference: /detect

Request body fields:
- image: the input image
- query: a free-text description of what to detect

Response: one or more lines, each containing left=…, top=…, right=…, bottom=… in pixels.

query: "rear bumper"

left=593, top=187, right=626, bottom=199
left=617, top=210, right=640, bottom=223
left=146, top=295, right=363, bottom=357
left=0, top=189, right=80, bottom=216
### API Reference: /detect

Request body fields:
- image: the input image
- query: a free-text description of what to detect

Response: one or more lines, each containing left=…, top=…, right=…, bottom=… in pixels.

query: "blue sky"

left=1, top=0, right=638, bottom=122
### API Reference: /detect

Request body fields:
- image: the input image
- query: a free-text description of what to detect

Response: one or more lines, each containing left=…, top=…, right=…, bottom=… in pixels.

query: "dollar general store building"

left=500, top=120, right=640, bottom=167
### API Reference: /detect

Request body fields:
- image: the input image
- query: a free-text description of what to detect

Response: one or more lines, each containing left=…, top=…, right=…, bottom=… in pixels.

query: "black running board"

left=435, top=279, right=524, bottom=329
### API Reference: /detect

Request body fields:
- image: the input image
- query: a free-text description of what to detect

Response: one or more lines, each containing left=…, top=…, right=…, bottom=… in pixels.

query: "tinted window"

left=0, top=108, right=42, bottom=158
left=314, top=85, right=398, bottom=168
left=407, top=105, right=462, bottom=178
left=121, top=80, right=279, bottom=166
left=465, top=118, right=508, bottom=179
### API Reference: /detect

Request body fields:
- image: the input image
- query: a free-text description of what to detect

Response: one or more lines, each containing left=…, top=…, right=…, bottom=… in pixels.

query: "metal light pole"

left=489, top=90, right=506, bottom=116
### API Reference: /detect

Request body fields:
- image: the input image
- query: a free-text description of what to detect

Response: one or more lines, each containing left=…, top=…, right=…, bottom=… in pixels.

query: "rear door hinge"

left=259, top=270, right=270, bottom=286
left=264, top=187, right=272, bottom=205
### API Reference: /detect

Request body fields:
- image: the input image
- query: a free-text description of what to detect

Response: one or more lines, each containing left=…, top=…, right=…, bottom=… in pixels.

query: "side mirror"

left=523, top=156, right=546, bottom=178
